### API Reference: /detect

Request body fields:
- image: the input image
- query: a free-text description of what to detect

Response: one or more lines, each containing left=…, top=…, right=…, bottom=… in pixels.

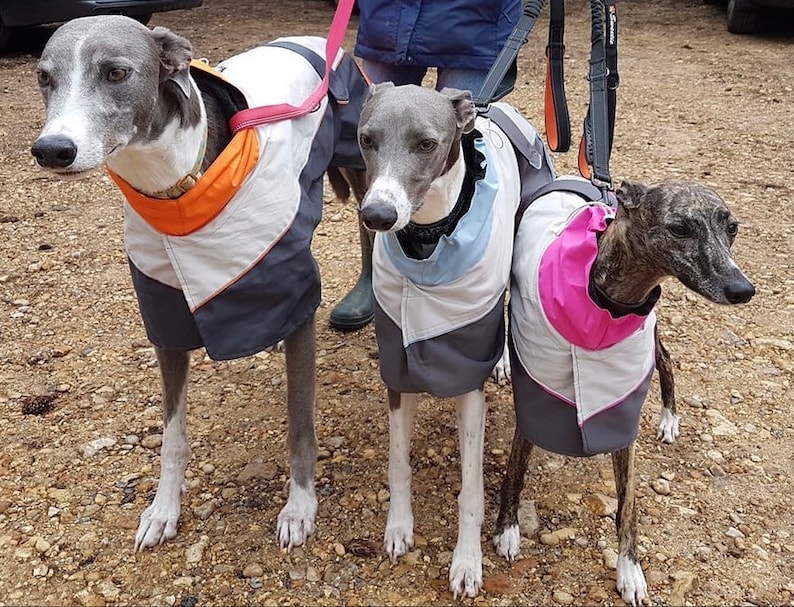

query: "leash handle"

left=473, top=0, right=546, bottom=107
left=544, top=0, right=571, bottom=152
left=228, top=0, right=356, bottom=133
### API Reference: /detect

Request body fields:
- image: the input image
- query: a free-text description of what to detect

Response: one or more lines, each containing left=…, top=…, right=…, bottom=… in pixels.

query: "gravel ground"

left=0, top=1, right=791, bottom=605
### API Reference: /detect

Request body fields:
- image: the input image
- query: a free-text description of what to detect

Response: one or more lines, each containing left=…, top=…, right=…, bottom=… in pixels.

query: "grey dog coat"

left=117, top=37, right=367, bottom=360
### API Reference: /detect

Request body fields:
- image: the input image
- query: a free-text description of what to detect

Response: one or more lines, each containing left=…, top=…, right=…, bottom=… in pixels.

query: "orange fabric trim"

left=578, top=135, right=591, bottom=179
left=544, top=60, right=560, bottom=152
left=108, top=127, right=260, bottom=236
left=189, top=59, right=226, bottom=80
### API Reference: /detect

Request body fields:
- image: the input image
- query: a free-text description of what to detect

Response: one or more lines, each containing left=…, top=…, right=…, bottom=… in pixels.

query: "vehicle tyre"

left=132, top=13, right=153, bottom=26
left=726, top=0, right=757, bottom=33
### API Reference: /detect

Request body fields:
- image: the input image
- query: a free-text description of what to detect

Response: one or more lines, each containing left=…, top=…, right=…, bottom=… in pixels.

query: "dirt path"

left=0, top=1, right=791, bottom=605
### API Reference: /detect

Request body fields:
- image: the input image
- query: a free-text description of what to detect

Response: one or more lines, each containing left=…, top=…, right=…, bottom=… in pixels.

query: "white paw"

left=490, top=345, right=511, bottom=385
left=616, top=552, right=648, bottom=606
left=656, top=408, right=680, bottom=444
left=383, top=523, right=414, bottom=561
left=264, top=340, right=285, bottom=353
left=493, top=523, right=521, bottom=561
left=449, top=543, right=483, bottom=599
left=276, top=483, right=317, bottom=551
left=135, top=500, right=180, bottom=550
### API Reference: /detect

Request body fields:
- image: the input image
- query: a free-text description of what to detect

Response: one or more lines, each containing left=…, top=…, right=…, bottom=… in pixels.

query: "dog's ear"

left=439, top=88, right=476, bottom=134
left=151, top=26, right=193, bottom=98
left=615, top=180, right=648, bottom=209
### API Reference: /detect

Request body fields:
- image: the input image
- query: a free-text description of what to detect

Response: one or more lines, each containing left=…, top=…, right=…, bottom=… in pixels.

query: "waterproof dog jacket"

left=510, top=178, right=658, bottom=456
left=112, top=37, right=367, bottom=360
left=373, top=103, right=555, bottom=397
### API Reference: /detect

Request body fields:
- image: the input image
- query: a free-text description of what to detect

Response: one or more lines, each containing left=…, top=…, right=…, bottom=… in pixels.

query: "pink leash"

left=228, top=0, right=357, bottom=134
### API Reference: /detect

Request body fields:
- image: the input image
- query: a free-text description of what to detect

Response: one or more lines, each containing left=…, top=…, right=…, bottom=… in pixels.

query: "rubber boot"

left=329, top=220, right=375, bottom=330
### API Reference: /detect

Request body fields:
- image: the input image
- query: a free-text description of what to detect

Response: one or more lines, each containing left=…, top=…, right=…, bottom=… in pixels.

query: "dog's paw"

left=490, top=345, right=511, bottom=385
left=383, top=524, right=414, bottom=561
left=493, top=524, right=521, bottom=561
left=449, top=545, right=483, bottom=599
left=135, top=502, right=180, bottom=550
left=276, top=484, right=317, bottom=551
left=263, top=340, right=285, bottom=354
left=656, top=408, right=680, bottom=443
left=616, top=552, right=648, bottom=606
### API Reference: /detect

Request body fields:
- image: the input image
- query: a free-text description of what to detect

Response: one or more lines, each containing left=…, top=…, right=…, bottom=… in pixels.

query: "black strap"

left=473, top=0, right=546, bottom=106
left=514, top=178, right=602, bottom=235
left=580, top=0, right=618, bottom=196
left=545, top=0, right=571, bottom=152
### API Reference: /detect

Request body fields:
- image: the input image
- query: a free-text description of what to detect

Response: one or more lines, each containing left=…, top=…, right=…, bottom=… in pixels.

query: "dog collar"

left=146, top=125, right=208, bottom=200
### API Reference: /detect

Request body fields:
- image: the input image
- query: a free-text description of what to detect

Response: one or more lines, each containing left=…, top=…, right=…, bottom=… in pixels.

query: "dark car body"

left=0, top=0, right=202, bottom=50
left=711, top=0, right=794, bottom=33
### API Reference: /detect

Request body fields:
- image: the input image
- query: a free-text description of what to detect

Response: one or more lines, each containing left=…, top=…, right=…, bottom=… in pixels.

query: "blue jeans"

left=360, top=59, right=489, bottom=96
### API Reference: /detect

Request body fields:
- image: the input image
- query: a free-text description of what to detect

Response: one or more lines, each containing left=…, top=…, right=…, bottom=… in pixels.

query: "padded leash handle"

left=228, top=0, right=356, bottom=133
left=545, top=0, right=571, bottom=152
left=473, top=0, right=546, bottom=107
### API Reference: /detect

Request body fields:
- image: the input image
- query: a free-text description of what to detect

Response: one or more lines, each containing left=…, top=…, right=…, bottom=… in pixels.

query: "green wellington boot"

left=329, top=220, right=375, bottom=330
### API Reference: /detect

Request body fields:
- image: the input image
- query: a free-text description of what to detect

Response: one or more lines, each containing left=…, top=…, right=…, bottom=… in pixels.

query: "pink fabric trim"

left=228, top=0, right=356, bottom=133
left=538, top=204, right=647, bottom=350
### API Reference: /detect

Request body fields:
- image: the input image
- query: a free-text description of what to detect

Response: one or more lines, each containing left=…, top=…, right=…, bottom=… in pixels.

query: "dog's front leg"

left=654, top=326, right=680, bottom=443
left=493, top=426, right=534, bottom=560
left=612, top=442, right=648, bottom=605
left=135, top=347, right=191, bottom=550
left=384, top=389, right=417, bottom=560
left=277, top=314, right=319, bottom=550
left=449, top=389, right=486, bottom=599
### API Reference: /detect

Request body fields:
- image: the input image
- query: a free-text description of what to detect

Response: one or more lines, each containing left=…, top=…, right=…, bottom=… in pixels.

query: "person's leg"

left=329, top=60, right=427, bottom=331
left=359, top=59, right=427, bottom=87
left=435, top=68, right=491, bottom=96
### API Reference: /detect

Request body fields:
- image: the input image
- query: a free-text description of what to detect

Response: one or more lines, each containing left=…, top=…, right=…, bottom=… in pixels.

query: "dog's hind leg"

left=135, top=347, right=191, bottom=550
left=654, top=325, right=680, bottom=443
left=384, top=389, right=417, bottom=561
left=611, top=442, right=648, bottom=605
left=449, top=389, right=486, bottom=599
left=277, top=313, right=319, bottom=550
left=493, top=426, right=534, bottom=560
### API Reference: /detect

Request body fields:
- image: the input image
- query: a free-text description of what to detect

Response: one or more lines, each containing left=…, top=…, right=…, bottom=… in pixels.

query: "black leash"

left=578, top=0, right=619, bottom=202
left=472, top=0, right=546, bottom=107
left=545, top=0, right=570, bottom=152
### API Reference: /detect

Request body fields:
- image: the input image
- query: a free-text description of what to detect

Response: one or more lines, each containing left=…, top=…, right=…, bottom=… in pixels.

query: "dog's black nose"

left=31, top=135, right=78, bottom=169
left=724, top=279, right=755, bottom=304
left=361, top=202, right=398, bottom=231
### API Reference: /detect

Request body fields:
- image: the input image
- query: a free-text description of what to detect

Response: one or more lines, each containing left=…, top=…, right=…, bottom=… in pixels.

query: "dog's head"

left=30, top=15, right=193, bottom=178
left=615, top=180, right=755, bottom=305
left=357, top=83, right=476, bottom=232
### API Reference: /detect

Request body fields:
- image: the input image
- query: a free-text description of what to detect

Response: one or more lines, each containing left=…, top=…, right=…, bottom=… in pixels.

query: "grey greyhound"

left=496, top=179, right=755, bottom=604
left=356, top=83, right=555, bottom=599
left=30, top=16, right=367, bottom=551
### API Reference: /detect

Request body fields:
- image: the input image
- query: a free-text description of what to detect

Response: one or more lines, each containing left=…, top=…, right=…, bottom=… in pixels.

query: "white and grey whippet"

left=356, top=83, right=554, bottom=599
left=31, top=16, right=367, bottom=552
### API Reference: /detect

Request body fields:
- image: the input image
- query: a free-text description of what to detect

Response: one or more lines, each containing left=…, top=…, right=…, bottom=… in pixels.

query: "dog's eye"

left=37, top=70, right=51, bottom=87
left=107, top=68, right=129, bottom=83
left=667, top=223, right=691, bottom=238
left=417, top=139, right=437, bottom=153
left=726, top=221, right=738, bottom=236
left=359, top=134, right=373, bottom=149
